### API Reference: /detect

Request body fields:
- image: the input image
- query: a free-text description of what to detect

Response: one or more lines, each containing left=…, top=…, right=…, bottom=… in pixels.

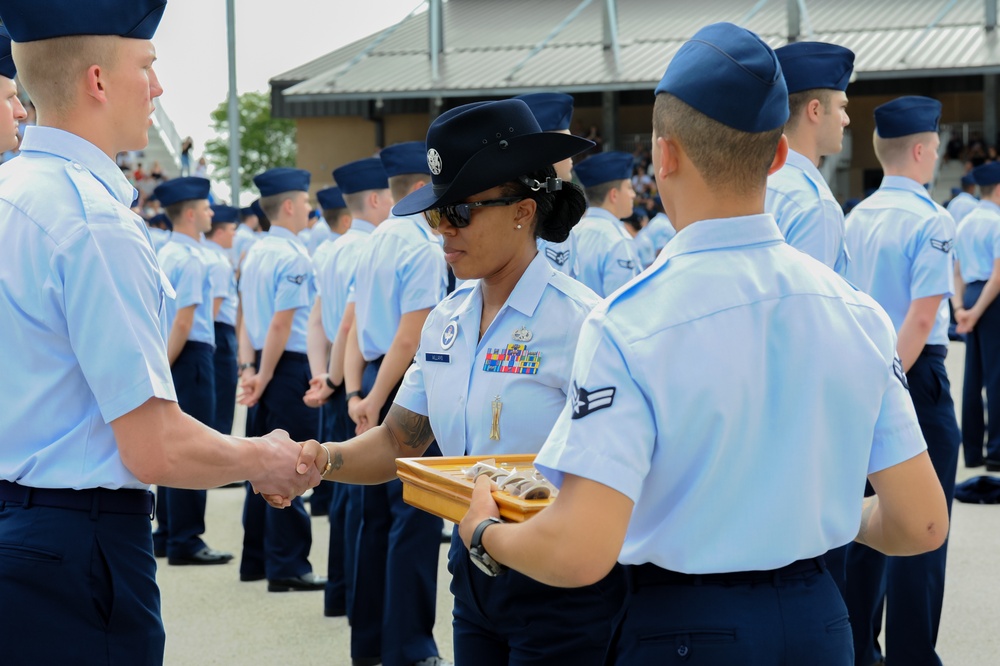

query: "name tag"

left=425, top=353, right=451, bottom=364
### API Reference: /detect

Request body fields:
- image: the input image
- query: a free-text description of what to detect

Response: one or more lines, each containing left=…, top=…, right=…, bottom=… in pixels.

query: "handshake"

left=248, top=429, right=329, bottom=509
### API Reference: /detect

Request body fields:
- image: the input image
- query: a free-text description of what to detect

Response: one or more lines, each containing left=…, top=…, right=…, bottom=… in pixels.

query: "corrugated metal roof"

left=276, top=0, right=1000, bottom=105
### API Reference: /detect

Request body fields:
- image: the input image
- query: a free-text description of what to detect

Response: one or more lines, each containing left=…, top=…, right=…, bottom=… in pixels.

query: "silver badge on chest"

left=441, top=321, right=458, bottom=350
left=512, top=325, right=532, bottom=343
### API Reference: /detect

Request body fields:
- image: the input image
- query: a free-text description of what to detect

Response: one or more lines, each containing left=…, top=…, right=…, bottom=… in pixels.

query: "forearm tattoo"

left=386, top=403, right=435, bottom=451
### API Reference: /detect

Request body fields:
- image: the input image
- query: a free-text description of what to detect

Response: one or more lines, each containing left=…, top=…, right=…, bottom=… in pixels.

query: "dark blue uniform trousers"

left=0, top=487, right=163, bottom=665
left=212, top=322, right=238, bottom=435
left=615, top=559, right=852, bottom=665
left=448, top=532, right=627, bottom=665
left=240, top=351, right=319, bottom=581
left=961, top=282, right=1000, bottom=467
left=351, top=357, right=443, bottom=665
left=845, top=346, right=960, bottom=666
left=322, top=385, right=355, bottom=617
left=154, top=341, right=215, bottom=558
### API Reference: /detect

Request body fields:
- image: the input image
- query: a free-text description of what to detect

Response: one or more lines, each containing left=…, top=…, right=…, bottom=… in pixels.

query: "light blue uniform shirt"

left=638, top=212, right=676, bottom=255
left=631, top=228, right=655, bottom=269
left=203, top=238, right=239, bottom=327
left=0, top=126, right=177, bottom=490
left=571, top=206, right=641, bottom=297
left=954, top=200, right=1000, bottom=283
left=535, top=214, right=926, bottom=573
left=313, top=219, right=375, bottom=343
left=845, top=176, right=956, bottom=346
left=947, top=191, right=979, bottom=225
left=148, top=226, right=172, bottom=253
left=234, top=223, right=257, bottom=268
left=240, top=225, right=316, bottom=353
left=537, top=236, right=576, bottom=275
left=765, top=148, right=850, bottom=275
left=308, top=217, right=335, bottom=256
left=395, top=252, right=599, bottom=456
left=354, top=214, right=447, bottom=361
left=158, top=233, right=216, bottom=345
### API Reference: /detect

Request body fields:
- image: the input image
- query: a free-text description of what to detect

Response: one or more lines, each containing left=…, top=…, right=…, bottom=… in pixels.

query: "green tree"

left=205, top=91, right=296, bottom=193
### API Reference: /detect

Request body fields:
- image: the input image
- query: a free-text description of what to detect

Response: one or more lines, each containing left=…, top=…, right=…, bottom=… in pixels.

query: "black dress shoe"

left=324, top=606, right=346, bottom=617
left=240, top=571, right=266, bottom=582
left=986, top=459, right=1000, bottom=472
left=167, top=547, right=234, bottom=566
left=153, top=545, right=166, bottom=558
left=351, top=659, right=381, bottom=666
left=267, top=571, right=327, bottom=592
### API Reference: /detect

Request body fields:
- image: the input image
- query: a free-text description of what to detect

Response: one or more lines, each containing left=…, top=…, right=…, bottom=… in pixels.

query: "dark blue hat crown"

left=379, top=141, right=430, bottom=178
left=253, top=167, right=310, bottom=197
left=239, top=206, right=255, bottom=219
left=332, top=158, right=389, bottom=195
left=153, top=177, right=211, bottom=207
left=210, top=204, right=239, bottom=224
left=972, top=162, right=1000, bottom=187
left=148, top=212, right=170, bottom=230
left=961, top=173, right=977, bottom=187
left=249, top=199, right=266, bottom=221
left=775, top=41, right=854, bottom=94
left=874, top=96, right=941, bottom=139
left=655, top=22, right=788, bottom=133
left=515, top=92, right=574, bottom=132
left=0, top=0, right=166, bottom=42
left=574, top=151, right=634, bottom=188
left=392, top=98, right=593, bottom=216
left=0, top=25, right=15, bottom=79
left=316, top=186, right=347, bottom=210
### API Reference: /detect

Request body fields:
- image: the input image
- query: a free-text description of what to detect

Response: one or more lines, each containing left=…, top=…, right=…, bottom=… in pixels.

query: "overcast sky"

left=153, top=0, right=421, bottom=157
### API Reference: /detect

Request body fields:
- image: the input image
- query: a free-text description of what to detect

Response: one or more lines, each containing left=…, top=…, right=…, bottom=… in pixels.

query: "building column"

left=601, top=90, right=619, bottom=151
left=985, top=74, right=999, bottom=148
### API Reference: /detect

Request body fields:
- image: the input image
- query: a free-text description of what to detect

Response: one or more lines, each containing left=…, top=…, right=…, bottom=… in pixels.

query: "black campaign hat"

left=392, top=99, right=593, bottom=216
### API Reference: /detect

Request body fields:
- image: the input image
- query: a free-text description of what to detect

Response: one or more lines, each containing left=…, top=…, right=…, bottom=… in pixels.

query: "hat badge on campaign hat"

left=392, top=98, right=594, bottom=217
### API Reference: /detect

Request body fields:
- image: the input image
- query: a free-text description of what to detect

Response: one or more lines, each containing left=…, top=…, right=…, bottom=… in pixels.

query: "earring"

left=516, top=224, right=522, bottom=229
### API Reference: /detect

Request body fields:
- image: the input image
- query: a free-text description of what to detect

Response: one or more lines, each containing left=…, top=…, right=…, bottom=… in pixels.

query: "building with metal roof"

left=271, top=0, right=1000, bottom=201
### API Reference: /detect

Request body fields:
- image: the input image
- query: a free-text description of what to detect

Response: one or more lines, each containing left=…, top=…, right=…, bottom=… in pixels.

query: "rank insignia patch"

left=570, top=382, right=616, bottom=419
left=286, top=274, right=306, bottom=284
left=546, top=247, right=570, bottom=266
left=930, top=238, right=953, bottom=253
left=893, top=356, right=909, bottom=390
left=483, top=343, right=541, bottom=375
left=617, top=259, right=635, bottom=270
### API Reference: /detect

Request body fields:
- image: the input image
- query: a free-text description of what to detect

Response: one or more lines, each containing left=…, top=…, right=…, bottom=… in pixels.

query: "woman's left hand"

left=459, top=475, right=501, bottom=548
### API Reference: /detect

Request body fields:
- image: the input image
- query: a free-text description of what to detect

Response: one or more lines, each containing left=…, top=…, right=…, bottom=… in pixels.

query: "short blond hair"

left=872, top=131, right=934, bottom=169
left=260, top=192, right=295, bottom=221
left=12, top=36, right=120, bottom=118
left=652, top=93, right=783, bottom=196
left=785, top=89, right=833, bottom=132
left=388, top=173, right=430, bottom=205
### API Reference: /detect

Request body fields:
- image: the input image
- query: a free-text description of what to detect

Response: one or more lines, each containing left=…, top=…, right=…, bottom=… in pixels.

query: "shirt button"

left=71, top=162, right=82, bottom=170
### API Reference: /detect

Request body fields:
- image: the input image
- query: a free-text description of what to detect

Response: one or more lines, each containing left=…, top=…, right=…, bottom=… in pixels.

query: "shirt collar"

left=656, top=214, right=785, bottom=266
left=978, top=200, right=1000, bottom=215
left=19, top=126, right=137, bottom=207
left=450, top=252, right=554, bottom=322
left=203, top=238, right=225, bottom=253
left=880, top=175, right=934, bottom=204
left=784, top=148, right=825, bottom=184
left=585, top=206, right=621, bottom=223
left=350, top=218, right=377, bottom=234
left=268, top=225, right=308, bottom=251
left=170, top=232, right=202, bottom=249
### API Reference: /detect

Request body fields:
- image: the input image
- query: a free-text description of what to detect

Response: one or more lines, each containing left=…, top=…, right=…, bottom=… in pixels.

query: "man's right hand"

left=247, top=429, right=323, bottom=506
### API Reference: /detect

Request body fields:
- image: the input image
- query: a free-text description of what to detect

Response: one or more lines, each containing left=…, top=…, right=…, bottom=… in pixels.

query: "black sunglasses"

left=423, top=197, right=524, bottom=229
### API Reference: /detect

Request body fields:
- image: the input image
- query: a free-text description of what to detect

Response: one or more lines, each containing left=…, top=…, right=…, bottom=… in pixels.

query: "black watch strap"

left=472, top=517, right=503, bottom=557
left=345, top=390, right=362, bottom=401
left=325, top=376, right=341, bottom=391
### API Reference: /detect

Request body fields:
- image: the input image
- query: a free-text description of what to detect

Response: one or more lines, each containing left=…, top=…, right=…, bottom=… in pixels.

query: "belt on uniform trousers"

left=183, top=340, right=215, bottom=353
left=920, top=344, right=948, bottom=360
left=253, top=350, right=309, bottom=366
left=0, top=480, right=155, bottom=519
left=627, top=556, right=826, bottom=590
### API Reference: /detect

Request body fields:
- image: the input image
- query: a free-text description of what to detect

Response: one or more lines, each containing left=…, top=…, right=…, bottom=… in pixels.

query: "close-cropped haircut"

left=652, top=93, right=783, bottom=196
left=164, top=200, right=198, bottom=223
left=12, top=36, right=120, bottom=118
left=872, top=131, right=934, bottom=170
left=786, top=88, right=834, bottom=132
left=981, top=183, right=997, bottom=198
left=322, top=206, right=350, bottom=222
left=583, top=181, right=622, bottom=208
left=342, top=191, right=369, bottom=215
left=259, top=193, right=294, bottom=221
left=388, top=173, right=431, bottom=205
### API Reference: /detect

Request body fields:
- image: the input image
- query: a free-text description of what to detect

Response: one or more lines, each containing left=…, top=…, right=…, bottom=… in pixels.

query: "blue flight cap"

left=316, top=186, right=346, bottom=210
left=308, top=209, right=319, bottom=220
left=239, top=206, right=255, bottom=219
left=333, top=158, right=389, bottom=195
left=972, top=162, right=1000, bottom=186
left=148, top=212, right=171, bottom=231
left=775, top=41, right=854, bottom=94
left=874, top=96, right=941, bottom=139
left=0, top=0, right=167, bottom=42
left=250, top=199, right=266, bottom=221
left=654, top=22, right=788, bottom=133
left=515, top=93, right=574, bottom=132
left=0, top=26, right=15, bottom=79
left=153, top=176, right=211, bottom=207
left=253, top=167, right=310, bottom=197
left=210, top=204, right=239, bottom=224
left=573, top=151, right=634, bottom=188
left=380, top=141, right=430, bottom=177
left=961, top=173, right=977, bottom=187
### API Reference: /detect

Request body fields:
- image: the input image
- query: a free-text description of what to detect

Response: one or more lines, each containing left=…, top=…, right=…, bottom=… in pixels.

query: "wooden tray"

left=395, top=454, right=553, bottom=524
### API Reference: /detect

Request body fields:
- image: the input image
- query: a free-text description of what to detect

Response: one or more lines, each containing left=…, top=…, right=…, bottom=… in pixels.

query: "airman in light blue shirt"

left=765, top=41, right=854, bottom=275
left=947, top=174, right=979, bottom=225
left=637, top=210, right=675, bottom=256
left=158, top=233, right=217, bottom=346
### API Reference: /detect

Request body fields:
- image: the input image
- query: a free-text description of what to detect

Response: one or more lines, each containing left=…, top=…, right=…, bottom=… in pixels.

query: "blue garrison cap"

left=249, top=198, right=266, bottom=221
left=239, top=206, right=255, bottom=219
left=574, top=151, right=634, bottom=188
left=316, top=186, right=346, bottom=210
left=0, top=0, right=167, bottom=42
left=308, top=209, right=320, bottom=220
left=875, top=96, right=941, bottom=139
left=775, top=41, right=854, bottom=94
left=972, top=162, right=1000, bottom=187
left=333, top=158, right=389, bottom=195
left=210, top=204, right=239, bottom=224
left=961, top=173, right=977, bottom=187
left=515, top=93, right=574, bottom=132
left=148, top=212, right=171, bottom=231
left=0, top=26, right=14, bottom=79
left=153, top=177, right=211, bottom=207
left=379, top=141, right=430, bottom=177
left=253, top=167, right=310, bottom=197
left=655, top=22, right=788, bottom=133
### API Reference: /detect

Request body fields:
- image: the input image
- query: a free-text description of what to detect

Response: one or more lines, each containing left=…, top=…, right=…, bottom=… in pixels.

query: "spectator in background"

left=181, top=135, right=193, bottom=176
left=631, top=164, right=653, bottom=197
left=150, top=160, right=165, bottom=182
left=194, top=156, right=208, bottom=178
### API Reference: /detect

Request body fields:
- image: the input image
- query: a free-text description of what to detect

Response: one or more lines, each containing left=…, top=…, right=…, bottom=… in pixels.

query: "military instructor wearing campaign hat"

left=0, top=1, right=321, bottom=663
